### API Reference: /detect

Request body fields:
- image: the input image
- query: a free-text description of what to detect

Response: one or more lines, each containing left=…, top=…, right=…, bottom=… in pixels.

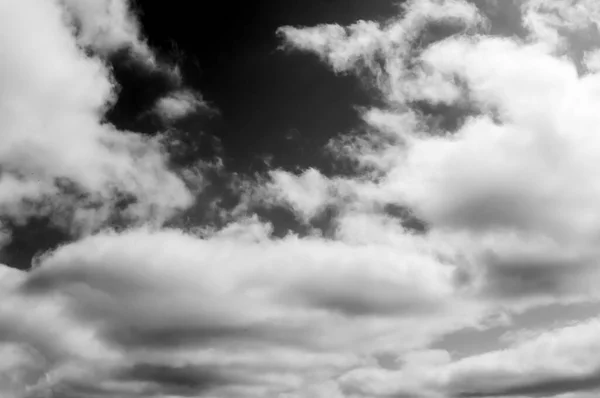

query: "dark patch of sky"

left=111, top=0, right=402, bottom=172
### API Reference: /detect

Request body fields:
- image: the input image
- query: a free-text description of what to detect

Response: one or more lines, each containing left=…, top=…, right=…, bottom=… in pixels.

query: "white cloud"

left=153, top=89, right=209, bottom=121
left=60, top=0, right=155, bottom=63
left=278, top=0, right=485, bottom=105
left=6, top=0, right=600, bottom=396
left=243, top=2, right=600, bottom=394
left=0, top=0, right=192, bottom=235
left=0, top=226, right=483, bottom=396
left=441, top=317, right=600, bottom=397
left=272, top=0, right=600, bottom=309
left=264, top=168, right=335, bottom=222
left=584, top=48, right=600, bottom=72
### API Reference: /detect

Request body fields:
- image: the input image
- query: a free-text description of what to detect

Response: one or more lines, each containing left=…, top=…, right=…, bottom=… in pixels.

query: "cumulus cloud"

left=523, top=0, right=600, bottom=51
left=0, top=0, right=193, bottom=237
left=5, top=0, right=600, bottom=397
left=59, top=0, right=153, bottom=60
left=247, top=0, right=600, bottom=393
left=273, top=0, right=600, bottom=308
left=0, top=226, right=481, bottom=396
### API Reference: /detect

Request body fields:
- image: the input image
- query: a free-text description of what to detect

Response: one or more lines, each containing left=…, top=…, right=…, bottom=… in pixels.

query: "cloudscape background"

left=4, top=0, right=600, bottom=397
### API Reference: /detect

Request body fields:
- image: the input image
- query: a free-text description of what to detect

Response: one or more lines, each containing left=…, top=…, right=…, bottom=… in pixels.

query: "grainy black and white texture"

left=2, top=0, right=600, bottom=397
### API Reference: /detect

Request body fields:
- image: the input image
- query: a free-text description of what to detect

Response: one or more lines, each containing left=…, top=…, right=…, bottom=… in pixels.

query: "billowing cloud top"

left=4, top=0, right=600, bottom=397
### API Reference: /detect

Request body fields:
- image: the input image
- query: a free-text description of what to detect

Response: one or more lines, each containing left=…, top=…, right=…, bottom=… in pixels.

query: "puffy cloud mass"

left=0, top=226, right=484, bottom=397
left=60, top=0, right=154, bottom=60
left=0, top=0, right=194, bottom=235
left=4, top=0, right=600, bottom=397
left=277, top=0, right=600, bottom=307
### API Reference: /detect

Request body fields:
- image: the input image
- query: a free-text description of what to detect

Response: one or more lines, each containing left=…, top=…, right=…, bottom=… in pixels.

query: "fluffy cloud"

left=264, top=168, right=336, bottom=222
left=5, top=0, right=600, bottom=397
left=59, top=0, right=153, bottom=59
left=153, top=89, right=210, bottom=122
left=278, top=0, right=485, bottom=106
left=274, top=0, right=600, bottom=308
left=0, top=226, right=482, bottom=396
left=0, top=0, right=193, bottom=235
left=251, top=0, right=600, bottom=393
left=523, top=0, right=600, bottom=51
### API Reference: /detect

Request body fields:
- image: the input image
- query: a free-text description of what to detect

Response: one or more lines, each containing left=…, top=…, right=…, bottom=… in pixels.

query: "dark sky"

left=1, top=0, right=403, bottom=270
left=110, top=0, right=400, bottom=172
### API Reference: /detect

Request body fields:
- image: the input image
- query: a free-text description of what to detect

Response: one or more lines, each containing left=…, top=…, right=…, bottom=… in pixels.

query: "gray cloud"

left=456, top=368, right=600, bottom=397
left=117, top=363, right=236, bottom=396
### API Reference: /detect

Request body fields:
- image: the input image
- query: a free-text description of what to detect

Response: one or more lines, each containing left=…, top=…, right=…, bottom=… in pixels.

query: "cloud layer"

left=3, top=0, right=600, bottom=397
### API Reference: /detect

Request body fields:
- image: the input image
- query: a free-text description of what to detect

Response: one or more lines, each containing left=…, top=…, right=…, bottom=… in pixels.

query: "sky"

left=6, top=0, right=600, bottom=397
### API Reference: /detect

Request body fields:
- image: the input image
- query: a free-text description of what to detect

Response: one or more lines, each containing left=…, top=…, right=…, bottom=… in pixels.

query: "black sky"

left=111, top=0, right=401, bottom=171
